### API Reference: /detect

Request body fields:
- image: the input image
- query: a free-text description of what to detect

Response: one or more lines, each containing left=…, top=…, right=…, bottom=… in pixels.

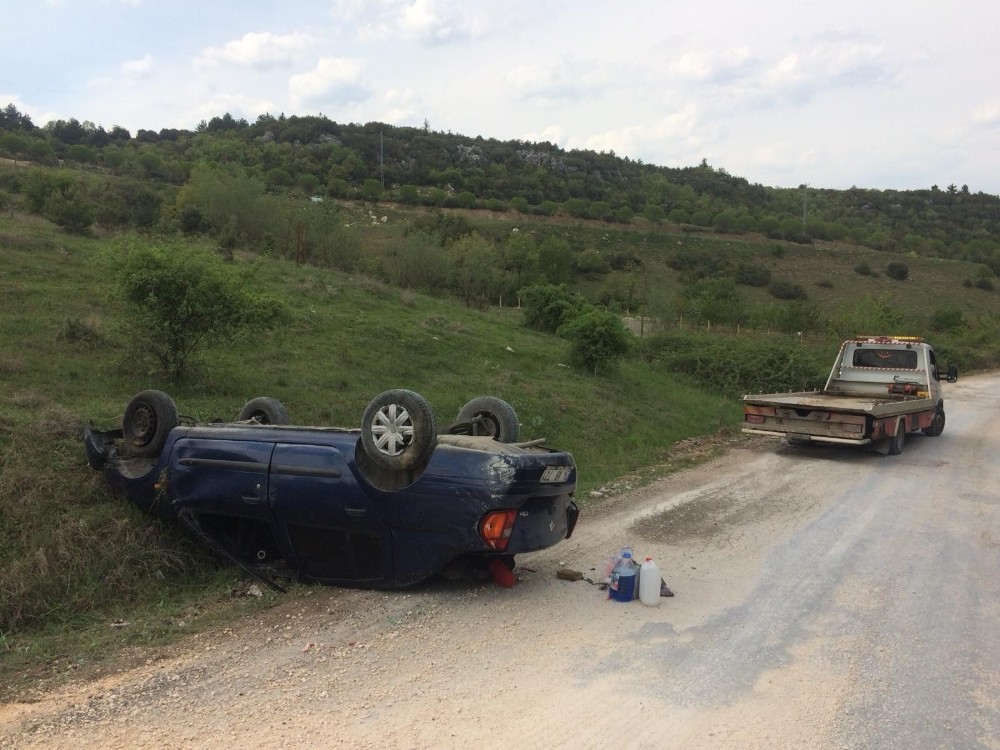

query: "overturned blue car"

left=85, top=389, right=579, bottom=590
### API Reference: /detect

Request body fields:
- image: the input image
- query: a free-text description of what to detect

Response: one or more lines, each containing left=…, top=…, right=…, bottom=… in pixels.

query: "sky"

left=3, top=0, right=1000, bottom=195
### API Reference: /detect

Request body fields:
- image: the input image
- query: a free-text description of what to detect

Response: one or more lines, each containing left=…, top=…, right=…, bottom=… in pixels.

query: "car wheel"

left=456, top=396, right=520, bottom=442
left=888, top=420, right=906, bottom=455
left=361, top=389, right=437, bottom=471
left=238, top=396, right=289, bottom=425
left=922, top=407, right=945, bottom=437
left=122, top=390, right=179, bottom=458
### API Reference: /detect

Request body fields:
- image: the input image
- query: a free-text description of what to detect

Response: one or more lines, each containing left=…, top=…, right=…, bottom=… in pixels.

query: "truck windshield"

left=853, top=348, right=918, bottom=369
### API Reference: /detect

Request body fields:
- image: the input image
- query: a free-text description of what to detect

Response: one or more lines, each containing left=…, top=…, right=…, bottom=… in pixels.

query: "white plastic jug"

left=639, top=555, right=661, bottom=606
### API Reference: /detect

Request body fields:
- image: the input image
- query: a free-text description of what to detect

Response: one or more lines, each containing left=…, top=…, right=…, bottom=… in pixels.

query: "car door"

left=268, top=443, right=392, bottom=585
left=167, top=436, right=282, bottom=563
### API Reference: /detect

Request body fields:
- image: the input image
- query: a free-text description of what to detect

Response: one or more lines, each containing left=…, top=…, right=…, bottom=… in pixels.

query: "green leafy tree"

left=265, top=168, right=294, bottom=190
left=642, top=204, right=665, bottom=224
left=362, top=178, right=383, bottom=201
left=558, top=309, right=631, bottom=374
left=501, top=231, right=539, bottom=299
left=537, top=236, right=573, bottom=283
left=103, top=240, right=288, bottom=379
left=386, top=230, right=449, bottom=291
left=521, top=283, right=588, bottom=333
left=449, top=231, right=499, bottom=307
left=43, top=185, right=94, bottom=233
left=398, top=184, right=419, bottom=204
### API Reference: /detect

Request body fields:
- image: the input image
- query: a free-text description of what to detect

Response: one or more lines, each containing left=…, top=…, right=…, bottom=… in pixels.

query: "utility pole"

left=801, top=183, right=808, bottom=233
left=380, top=131, right=384, bottom=189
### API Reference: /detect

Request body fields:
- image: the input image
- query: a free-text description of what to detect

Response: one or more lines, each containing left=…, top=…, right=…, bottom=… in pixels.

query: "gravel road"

left=3, top=374, right=998, bottom=750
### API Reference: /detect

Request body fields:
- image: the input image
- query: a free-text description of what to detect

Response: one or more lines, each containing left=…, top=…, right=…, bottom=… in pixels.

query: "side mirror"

left=946, top=364, right=958, bottom=383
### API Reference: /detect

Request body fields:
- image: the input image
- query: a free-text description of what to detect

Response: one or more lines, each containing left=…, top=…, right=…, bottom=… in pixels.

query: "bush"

left=929, top=308, right=966, bottom=332
left=886, top=261, right=909, bottom=281
left=767, top=279, right=808, bottom=300
left=641, top=330, right=827, bottom=397
left=521, top=283, right=588, bottom=333
left=557, top=309, right=631, bottom=374
left=735, top=263, right=771, bottom=287
left=854, top=261, right=876, bottom=277
left=102, top=240, right=289, bottom=379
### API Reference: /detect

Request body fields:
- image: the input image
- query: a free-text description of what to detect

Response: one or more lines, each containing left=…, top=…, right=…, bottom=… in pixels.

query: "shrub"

left=767, top=279, right=808, bottom=300
left=557, top=309, right=631, bottom=374
left=735, top=263, right=771, bottom=287
left=102, top=240, right=289, bottom=379
left=886, top=261, right=910, bottom=281
left=521, top=283, right=588, bottom=333
left=641, top=330, right=827, bottom=397
left=854, top=261, right=876, bottom=276
left=929, top=308, right=966, bottom=332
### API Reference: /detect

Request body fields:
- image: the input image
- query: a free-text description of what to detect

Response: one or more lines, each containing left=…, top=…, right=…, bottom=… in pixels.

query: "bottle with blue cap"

left=610, top=547, right=636, bottom=602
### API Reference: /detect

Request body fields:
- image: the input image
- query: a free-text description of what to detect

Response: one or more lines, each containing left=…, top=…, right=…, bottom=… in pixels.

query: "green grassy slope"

left=0, top=213, right=741, bottom=683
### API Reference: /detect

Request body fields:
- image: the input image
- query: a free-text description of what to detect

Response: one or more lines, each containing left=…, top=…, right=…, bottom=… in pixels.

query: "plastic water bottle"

left=639, top=555, right=661, bottom=606
left=610, top=548, right=636, bottom=602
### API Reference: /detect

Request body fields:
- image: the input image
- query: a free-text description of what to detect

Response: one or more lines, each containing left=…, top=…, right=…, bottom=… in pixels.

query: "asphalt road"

left=3, top=374, right=998, bottom=749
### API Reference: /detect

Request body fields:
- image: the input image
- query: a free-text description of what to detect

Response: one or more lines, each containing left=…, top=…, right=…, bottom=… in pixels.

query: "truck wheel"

left=922, top=407, right=945, bottom=437
left=456, top=396, right=520, bottom=442
left=122, top=390, right=179, bottom=458
left=361, top=389, right=437, bottom=471
left=238, top=397, right=289, bottom=425
left=888, top=420, right=906, bottom=455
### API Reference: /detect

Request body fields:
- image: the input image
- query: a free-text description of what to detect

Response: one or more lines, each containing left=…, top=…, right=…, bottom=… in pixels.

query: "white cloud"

left=522, top=125, right=566, bottom=148
left=573, top=105, right=707, bottom=163
left=121, top=55, right=153, bottom=79
left=289, top=57, right=369, bottom=108
left=971, top=101, right=1000, bottom=127
left=197, top=32, right=316, bottom=68
left=350, top=0, right=501, bottom=45
left=506, top=61, right=611, bottom=105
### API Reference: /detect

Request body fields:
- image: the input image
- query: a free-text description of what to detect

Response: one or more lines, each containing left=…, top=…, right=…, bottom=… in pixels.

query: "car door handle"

left=345, top=507, right=366, bottom=517
left=242, top=483, right=264, bottom=505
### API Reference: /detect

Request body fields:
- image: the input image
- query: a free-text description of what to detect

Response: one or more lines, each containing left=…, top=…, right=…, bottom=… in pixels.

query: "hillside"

left=2, top=104, right=999, bottom=692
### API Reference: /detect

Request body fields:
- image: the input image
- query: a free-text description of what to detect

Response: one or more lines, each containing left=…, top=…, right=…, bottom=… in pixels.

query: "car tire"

left=361, top=389, right=437, bottom=471
left=888, top=420, right=906, bottom=455
left=238, top=397, right=290, bottom=425
left=456, top=396, right=520, bottom=443
left=122, top=390, right=179, bottom=458
left=922, top=407, right=945, bottom=437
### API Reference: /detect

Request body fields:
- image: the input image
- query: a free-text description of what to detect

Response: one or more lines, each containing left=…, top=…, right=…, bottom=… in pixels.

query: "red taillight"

left=479, top=510, right=517, bottom=551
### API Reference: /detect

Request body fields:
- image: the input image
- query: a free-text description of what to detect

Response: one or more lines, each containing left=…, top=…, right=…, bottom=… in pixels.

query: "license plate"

left=541, top=466, right=572, bottom=483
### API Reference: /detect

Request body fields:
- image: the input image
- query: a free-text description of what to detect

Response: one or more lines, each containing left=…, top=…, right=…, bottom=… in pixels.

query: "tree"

left=103, top=240, right=288, bottom=380
left=501, top=231, right=539, bottom=300
left=521, top=283, right=588, bottom=333
left=537, top=237, right=573, bottom=283
left=558, top=310, right=631, bottom=374
left=362, top=178, right=383, bottom=201
left=43, top=185, right=94, bottom=233
left=449, top=232, right=499, bottom=307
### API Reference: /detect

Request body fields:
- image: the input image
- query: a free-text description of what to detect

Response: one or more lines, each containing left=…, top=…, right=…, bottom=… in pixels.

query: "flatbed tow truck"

left=742, top=336, right=958, bottom=455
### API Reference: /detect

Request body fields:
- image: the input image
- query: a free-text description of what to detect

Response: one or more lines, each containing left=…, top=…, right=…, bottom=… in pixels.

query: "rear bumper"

left=742, top=427, right=870, bottom=446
